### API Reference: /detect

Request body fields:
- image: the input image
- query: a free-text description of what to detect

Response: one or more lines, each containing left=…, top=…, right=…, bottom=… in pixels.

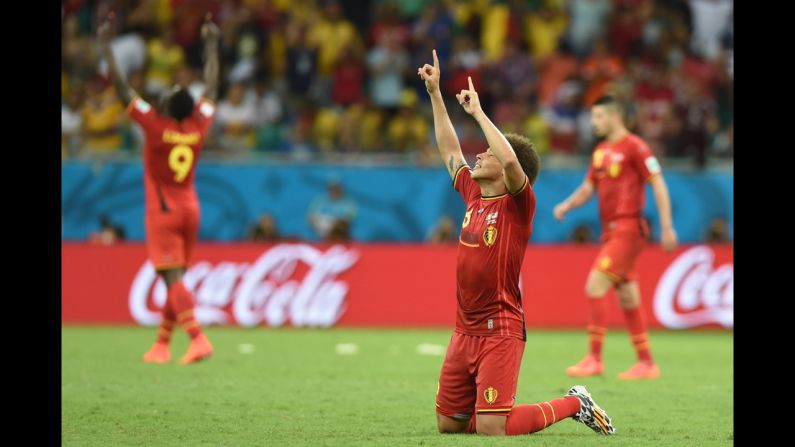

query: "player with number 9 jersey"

left=128, top=96, right=215, bottom=270
left=98, top=12, right=221, bottom=365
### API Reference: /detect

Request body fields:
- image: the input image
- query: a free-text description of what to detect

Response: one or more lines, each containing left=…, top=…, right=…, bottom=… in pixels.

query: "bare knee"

left=476, top=415, right=507, bottom=436
left=584, top=284, right=603, bottom=298
left=159, top=268, right=184, bottom=289
left=585, top=270, right=612, bottom=298
left=437, top=414, right=468, bottom=433
left=615, top=282, right=641, bottom=308
left=437, top=422, right=464, bottom=434
left=616, top=292, right=638, bottom=308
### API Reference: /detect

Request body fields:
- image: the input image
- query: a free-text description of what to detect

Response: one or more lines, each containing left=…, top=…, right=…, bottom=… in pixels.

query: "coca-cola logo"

left=129, top=244, right=359, bottom=327
left=653, top=246, right=733, bottom=329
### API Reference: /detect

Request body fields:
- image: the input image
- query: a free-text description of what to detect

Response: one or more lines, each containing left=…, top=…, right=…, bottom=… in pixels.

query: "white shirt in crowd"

left=689, top=0, right=733, bottom=60
left=98, top=33, right=147, bottom=77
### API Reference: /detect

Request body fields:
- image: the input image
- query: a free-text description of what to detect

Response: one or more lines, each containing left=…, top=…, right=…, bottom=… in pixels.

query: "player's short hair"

left=504, top=133, right=541, bottom=187
left=168, top=88, right=195, bottom=121
left=593, top=95, right=624, bottom=116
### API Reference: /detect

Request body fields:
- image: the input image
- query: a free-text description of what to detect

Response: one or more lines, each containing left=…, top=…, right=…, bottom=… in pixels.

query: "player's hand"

left=201, top=13, right=221, bottom=42
left=456, top=76, right=482, bottom=117
left=661, top=227, right=678, bottom=252
left=97, top=13, right=114, bottom=47
left=417, top=49, right=441, bottom=94
left=553, top=203, right=569, bottom=221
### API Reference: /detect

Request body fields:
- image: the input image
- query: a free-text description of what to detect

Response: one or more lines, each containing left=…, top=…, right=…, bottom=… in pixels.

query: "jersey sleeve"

left=127, top=96, right=157, bottom=129
left=453, top=165, right=480, bottom=203
left=631, top=138, right=662, bottom=182
left=586, top=162, right=597, bottom=185
left=194, top=98, right=216, bottom=133
left=509, top=175, right=535, bottom=221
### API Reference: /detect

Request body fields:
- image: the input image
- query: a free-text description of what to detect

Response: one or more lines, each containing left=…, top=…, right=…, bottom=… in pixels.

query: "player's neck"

left=477, top=178, right=508, bottom=198
left=606, top=127, right=629, bottom=143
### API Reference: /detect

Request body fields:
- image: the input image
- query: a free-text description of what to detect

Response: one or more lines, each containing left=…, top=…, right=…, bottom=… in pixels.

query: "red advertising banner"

left=62, top=243, right=733, bottom=329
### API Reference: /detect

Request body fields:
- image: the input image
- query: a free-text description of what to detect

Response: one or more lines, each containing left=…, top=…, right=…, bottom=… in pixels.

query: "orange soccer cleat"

left=179, top=333, right=214, bottom=365
left=143, top=342, right=171, bottom=364
left=565, top=354, right=605, bottom=377
left=617, top=361, right=660, bottom=380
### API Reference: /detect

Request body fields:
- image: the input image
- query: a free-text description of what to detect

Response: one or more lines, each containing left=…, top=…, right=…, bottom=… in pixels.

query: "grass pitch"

left=62, top=327, right=732, bottom=446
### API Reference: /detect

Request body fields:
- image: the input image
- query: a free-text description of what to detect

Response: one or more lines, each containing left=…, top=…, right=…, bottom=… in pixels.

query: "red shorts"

left=145, top=205, right=199, bottom=271
left=436, top=332, right=525, bottom=419
left=593, top=217, right=648, bottom=283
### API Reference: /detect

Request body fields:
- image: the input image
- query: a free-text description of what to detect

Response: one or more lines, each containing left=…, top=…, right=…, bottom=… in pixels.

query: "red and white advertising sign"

left=62, top=243, right=733, bottom=329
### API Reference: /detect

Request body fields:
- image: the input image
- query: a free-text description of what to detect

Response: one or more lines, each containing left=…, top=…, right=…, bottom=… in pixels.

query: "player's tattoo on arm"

left=447, top=155, right=466, bottom=178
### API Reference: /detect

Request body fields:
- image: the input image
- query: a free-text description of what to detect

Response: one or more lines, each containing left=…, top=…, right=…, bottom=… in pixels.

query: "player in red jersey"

left=98, top=14, right=220, bottom=364
left=554, top=95, right=678, bottom=380
left=419, top=51, right=615, bottom=436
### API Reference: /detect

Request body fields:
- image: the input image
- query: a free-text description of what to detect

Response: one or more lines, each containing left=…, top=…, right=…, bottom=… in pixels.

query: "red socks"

left=589, top=297, right=653, bottom=363
left=623, top=305, right=652, bottom=362
left=505, top=397, right=580, bottom=435
left=465, top=396, right=581, bottom=435
left=588, top=298, right=607, bottom=360
left=156, top=300, right=176, bottom=344
left=169, top=281, right=203, bottom=340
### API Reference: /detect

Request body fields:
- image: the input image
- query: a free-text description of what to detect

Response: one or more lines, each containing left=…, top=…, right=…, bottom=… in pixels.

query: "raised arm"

left=649, top=174, right=678, bottom=251
left=200, top=14, right=220, bottom=103
left=455, top=77, right=526, bottom=193
left=97, top=13, right=136, bottom=106
left=418, top=50, right=467, bottom=180
left=553, top=179, right=595, bottom=221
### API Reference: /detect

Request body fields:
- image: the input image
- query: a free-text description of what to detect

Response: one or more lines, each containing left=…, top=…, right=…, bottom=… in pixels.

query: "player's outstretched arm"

left=200, top=14, right=220, bottom=103
left=97, top=13, right=136, bottom=106
left=418, top=50, right=468, bottom=180
left=455, top=76, right=526, bottom=193
left=553, top=180, right=595, bottom=221
left=649, top=174, right=678, bottom=251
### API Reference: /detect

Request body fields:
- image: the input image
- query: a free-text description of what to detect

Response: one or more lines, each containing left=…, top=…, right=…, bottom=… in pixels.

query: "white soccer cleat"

left=567, top=385, right=616, bottom=435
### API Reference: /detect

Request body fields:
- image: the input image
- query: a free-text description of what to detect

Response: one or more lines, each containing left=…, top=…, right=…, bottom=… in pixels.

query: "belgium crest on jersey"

left=483, top=225, right=497, bottom=247
left=484, top=387, right=498, bottom=404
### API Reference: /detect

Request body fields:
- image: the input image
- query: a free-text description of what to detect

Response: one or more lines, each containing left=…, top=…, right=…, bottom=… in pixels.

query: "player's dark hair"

left=168, top=88, right=195, bottom=121
left=504, top=133, right=541, bottom=187
left=593, top=95, right=624, bottom=116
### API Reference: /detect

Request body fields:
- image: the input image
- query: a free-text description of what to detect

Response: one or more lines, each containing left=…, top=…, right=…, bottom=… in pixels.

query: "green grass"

left=62, top=327, right=732, bottom=446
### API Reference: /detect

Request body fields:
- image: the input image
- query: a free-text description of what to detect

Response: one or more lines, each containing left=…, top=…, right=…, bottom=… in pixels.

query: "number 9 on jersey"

left=168, top=145, right=194, bottom=183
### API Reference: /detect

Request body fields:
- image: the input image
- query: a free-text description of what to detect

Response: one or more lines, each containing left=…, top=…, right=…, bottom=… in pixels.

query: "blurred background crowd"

left=62, top=0, right=733, bottom=169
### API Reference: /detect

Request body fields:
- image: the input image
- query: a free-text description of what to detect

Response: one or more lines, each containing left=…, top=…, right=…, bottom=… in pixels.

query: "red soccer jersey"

left=453, top=166, right=536, bottom=340
left=586, top=133, right=661, bottom=224
left=127, top=96, right=215, bottom=213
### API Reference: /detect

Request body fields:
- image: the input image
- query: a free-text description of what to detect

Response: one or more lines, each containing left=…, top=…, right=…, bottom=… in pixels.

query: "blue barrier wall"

left=62, top=161, right=733, bottom=243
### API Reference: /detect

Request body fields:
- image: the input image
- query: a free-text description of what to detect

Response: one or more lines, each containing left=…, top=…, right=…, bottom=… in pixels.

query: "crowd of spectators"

left=62, top=0, right=733, bottom=169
